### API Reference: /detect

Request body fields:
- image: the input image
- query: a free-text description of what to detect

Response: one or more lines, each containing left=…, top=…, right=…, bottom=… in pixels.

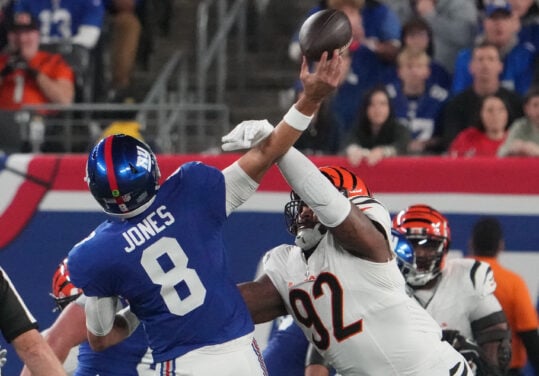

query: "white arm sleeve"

left=71, top=26, right=101, bottom=49
left=277, top=148, right=351, bottom=227
left=223, top=161, right=259, bottom=216
left=85, top=296, right=118, bottom=336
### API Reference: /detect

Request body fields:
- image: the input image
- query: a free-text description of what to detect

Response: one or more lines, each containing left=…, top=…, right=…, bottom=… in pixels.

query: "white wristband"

left=283, top=105, right=314, bottom=131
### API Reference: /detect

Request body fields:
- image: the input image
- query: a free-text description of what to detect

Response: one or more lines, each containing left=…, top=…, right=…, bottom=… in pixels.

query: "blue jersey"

left=386, top=81, right=448, bottom=140
left=362, top=3, right=401, bottom=42
left=263, top=317, right=309, bottom=376
left=68, top=162, right=254, bottom=363
left=75, top=325, right=149, bottom=376
left=451, top=43, right=536, bottom=96
left=14, top=0, right=104, bottom=41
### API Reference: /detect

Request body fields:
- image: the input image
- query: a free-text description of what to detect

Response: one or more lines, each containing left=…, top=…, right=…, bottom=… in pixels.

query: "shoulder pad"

left=350, top=196, right=392, bottom=241
left=468, top=260, right=496, bottom=297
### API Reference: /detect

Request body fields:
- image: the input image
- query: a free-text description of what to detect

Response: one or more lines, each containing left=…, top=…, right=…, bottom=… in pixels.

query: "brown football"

left=298, top=9, right=352, bottom=62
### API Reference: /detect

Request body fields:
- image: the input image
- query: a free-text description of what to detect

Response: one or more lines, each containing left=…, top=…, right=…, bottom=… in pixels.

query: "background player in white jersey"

left=21, top=258, right=153, bottom=376
left=67, top=50, right=343, bottom=376
left=392, top=204, right=511, bottom=375
left=223, top=122, right=472, bottom=375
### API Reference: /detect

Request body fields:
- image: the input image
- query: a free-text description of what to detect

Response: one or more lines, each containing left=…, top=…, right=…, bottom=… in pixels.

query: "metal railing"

left=197, top=0, right=247, bottom=104
left=10, top=49, right=232, bottom=154
left=13, top=103, right=229, bottom=154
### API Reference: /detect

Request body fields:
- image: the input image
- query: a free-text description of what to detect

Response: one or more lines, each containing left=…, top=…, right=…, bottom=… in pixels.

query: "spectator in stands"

left=0, top=12, right=74, bottom=110
left=104, top=0, right=143, bottom=101
left=360, top=0, right=402, bottom=63
left=397, top=17, right=452, bottom=90
left=13, top=0, right=104, bottom=49
left=441, top=42, right=523, bottom=151
left=288, top=0, right=401, bottom=64
left=386, top=48, right=448, bottom=154
left=469, top=217, right=539, bottom=376
left=498, top=86, right=539, bottom=157
left=345, top=86, right=411, bottom=166
left=509, top=0, right=539, bottom=51
left=293, top=3, right=392, bottom=148
left=0, top=266, right=66, bottom=375
left=452, top=2, right=536, bottom=96
left=380, top=0, right=478, bottom=74
left=448, top=93, right=510, bottom=157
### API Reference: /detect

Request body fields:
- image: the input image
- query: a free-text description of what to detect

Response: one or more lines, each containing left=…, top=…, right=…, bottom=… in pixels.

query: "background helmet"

left=392, top=204, right=451, bottom=286
left=285, top=166, right=370, bottom=235
left=86, top=134, right=161, bottom=218
left=51, top=258, right=83, bottom=312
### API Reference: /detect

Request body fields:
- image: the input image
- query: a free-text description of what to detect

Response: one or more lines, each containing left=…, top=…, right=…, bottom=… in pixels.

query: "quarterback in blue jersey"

left=14, top=0, right=104, bottom=48
left=67, top=51, right=343, bottom=375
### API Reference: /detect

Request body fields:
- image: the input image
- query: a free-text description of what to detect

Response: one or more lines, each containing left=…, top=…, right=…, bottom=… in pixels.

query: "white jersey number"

left=290, top=272, right=363, bottom=350
left=140, top=237, right=206, bottom=315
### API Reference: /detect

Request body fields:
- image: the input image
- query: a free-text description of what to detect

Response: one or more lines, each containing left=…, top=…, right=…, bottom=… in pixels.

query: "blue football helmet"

left=85, top=134, right=161, bottom=218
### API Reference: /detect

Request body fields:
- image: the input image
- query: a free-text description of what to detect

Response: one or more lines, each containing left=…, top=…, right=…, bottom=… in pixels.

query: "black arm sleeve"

left=0, top=268, right=38, bottom=342
left=518, top=329, right=539, bottom=373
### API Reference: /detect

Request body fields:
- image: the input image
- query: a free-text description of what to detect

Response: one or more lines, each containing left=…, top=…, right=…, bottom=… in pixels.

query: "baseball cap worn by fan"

left=485, top=2, right=512, bottom=18
left=8, top=13, right=40, bottom=32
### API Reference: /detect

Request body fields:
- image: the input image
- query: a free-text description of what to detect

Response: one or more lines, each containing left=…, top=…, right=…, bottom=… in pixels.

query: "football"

left=298, top=9, right=352, bottom=62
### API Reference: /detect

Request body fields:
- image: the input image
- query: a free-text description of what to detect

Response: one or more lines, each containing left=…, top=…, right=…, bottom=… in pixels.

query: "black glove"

left=0, top=53, right=37, bottom=78
left=442, top=329, right=502, bottom=376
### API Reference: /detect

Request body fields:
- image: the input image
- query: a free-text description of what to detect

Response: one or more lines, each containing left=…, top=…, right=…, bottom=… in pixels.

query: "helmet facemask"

left=399, top=235, right=446, bottom=287
left=284, top=191, right=327, bottom=250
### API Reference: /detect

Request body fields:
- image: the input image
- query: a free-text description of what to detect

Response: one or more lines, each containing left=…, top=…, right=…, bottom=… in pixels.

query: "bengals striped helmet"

left=318, top=166, right=371, bottom=198
left=392, top=204, right=451, bottom=286
left=285, top=166, right=371, bottom=235
left=51, top=258, right=83, bottom=312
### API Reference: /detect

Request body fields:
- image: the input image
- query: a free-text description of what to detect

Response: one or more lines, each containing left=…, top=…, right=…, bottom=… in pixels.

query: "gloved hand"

left=221, top=119, right=274, bottom=151
left=0, top=53, right=28, bottom=77
left=0, top=346, right=7, bottom=368
left=442, top=329, right=498, bottom=376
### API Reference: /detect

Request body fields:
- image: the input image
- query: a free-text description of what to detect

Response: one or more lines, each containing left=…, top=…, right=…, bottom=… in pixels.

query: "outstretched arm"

left=222, top=51, right=343, bottom=215
left=237, top=51, right=342, bottom=183
left=238, top=274, right=287, bottom=324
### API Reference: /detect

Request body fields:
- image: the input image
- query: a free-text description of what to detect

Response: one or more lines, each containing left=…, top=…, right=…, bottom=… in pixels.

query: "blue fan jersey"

left=386, top=81, right=448, bottom=140
left=68, top=162, right=254, bottom=363
left=75, top=325, right=149, bottom=375
left=14, top=0, right=104, bottom=41
left=451, top=43, right=536, bottom=96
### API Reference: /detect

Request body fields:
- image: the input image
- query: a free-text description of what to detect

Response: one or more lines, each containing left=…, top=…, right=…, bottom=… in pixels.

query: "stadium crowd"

left=0, top=1, right=538, bottom=376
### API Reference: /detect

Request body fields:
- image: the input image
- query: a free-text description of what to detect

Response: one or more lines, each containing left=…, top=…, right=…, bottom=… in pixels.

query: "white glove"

left=221, top=120, right=274, bottom=151
left=0, top=347, right=6, bottom=368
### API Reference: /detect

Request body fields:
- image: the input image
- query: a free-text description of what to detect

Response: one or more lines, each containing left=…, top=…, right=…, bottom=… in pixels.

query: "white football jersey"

left=412, top=258, right=501, bottom=340
left=264, top=197, right=471, bottom=375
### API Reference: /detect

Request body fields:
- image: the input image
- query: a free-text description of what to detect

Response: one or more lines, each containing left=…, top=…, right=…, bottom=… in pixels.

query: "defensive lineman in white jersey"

left=392, top=205, right=511, bottom=374
left=223, top=119, right=473, bottom=376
